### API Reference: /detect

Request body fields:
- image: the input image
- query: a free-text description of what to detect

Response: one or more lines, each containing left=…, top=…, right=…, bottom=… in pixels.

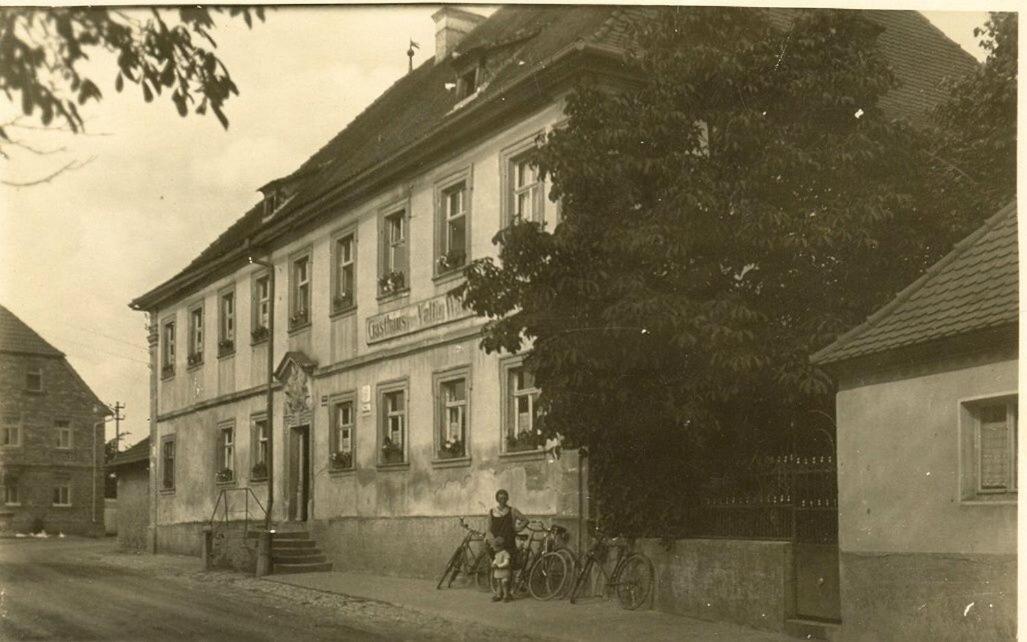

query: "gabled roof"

left=0, top=304, right=63, bottom=357
left=110, top=436, right=150, bottom=468
left=811, top=202, right=1018, bottom=366
left=131, top=7, right=979, bottom=311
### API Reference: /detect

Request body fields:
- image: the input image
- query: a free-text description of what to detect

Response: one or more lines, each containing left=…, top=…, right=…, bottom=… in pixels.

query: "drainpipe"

left=248, top=253, right=276, bottom=530
left=577, top=446, right=588, bottom=555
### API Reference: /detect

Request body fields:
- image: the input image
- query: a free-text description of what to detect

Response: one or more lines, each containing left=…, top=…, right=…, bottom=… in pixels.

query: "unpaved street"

left=0, top=538, right=535, bottom=641
left=0, top=538, right=381, bottom=641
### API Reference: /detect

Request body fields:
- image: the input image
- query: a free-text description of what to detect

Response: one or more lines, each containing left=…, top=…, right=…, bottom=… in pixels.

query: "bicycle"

left=490, top=520, right=571, bottom=600
left=525, top=523, right=575, bottom=600
left=436, top=517, right=491, bottom=591
left=561, top=524, right=654, bottom=610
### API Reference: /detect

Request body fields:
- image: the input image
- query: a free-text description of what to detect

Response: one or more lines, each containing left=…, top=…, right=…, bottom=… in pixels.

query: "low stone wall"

left=155, top=521, right=205, bottom=557
left=636, top=538, right=792, bottom=633
left=839, top=551, right=1016, bottom=641
left=311, top=515, right=580, bottom=580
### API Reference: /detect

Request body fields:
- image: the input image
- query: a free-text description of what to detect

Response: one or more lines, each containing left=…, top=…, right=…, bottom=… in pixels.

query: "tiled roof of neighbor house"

left=132, top=6, right=979, bottom=309
left=110, top=436, right=150, bottom=468
left=811, top=201, right=1018, bottom=365
left=0, top=304, right=63, bottom=357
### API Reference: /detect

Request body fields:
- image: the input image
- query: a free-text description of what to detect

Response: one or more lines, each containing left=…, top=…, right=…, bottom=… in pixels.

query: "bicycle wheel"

left=528, top=551, right=569, bottom=601
left=568, top=557, right=593, bottom=605
left=436, top=548, right=461, bottom=590
left=473, top=551, right=492, bottom=592
left=615, top=553, right=655, bottom=610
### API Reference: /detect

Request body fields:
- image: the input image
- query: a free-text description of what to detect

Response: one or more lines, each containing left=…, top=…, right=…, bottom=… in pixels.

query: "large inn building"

left=130, top=4, right=978, bottom=618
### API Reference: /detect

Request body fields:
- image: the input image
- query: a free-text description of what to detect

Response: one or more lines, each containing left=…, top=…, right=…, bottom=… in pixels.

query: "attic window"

left=456, top=67, right=479, bottom=100
left=263, top=191, right=280, bottom=219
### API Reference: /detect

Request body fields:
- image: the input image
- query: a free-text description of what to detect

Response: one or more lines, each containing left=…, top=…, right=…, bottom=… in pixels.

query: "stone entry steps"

left=271, top=528, right=333, bottom=574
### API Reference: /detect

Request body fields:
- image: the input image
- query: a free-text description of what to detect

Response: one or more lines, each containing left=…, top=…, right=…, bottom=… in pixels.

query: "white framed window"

left=332, top=231, right=357, bottom=312
left=52, top=484, right=71, bottom=506
left=56, top=420, right=72, bottom=449
left=217, top=424, right=235, bottom=482
left=25, top=368, right=42, bottom=392
left=501, top=133, right=547, bottom=228
left=961, top=395, right=1017, bottom=501
left=434, top=370, right=469, bottom=461
left=330, top=396, right=355, bottom=470
left=4, top=483, right=19, bottom=506
left=378, top=383, right=407, bottom=465
left=250, top=415, right=269, bottom=480
left=161, top=318, right=176, bottom=377
left=379, top=207, right=408, bottom=296
left=253, top=274, right=271, bottom=338
left=218, top=288, right=235, bottom=355
left=290, top=252, right=311, bottom=329
left=502, top=360, right=543, bottom=454
left=187, top=304, right=203, bottom=366
left=435, top=172, right=471, bottom=276
left=162, top=436, right=176, bottom=490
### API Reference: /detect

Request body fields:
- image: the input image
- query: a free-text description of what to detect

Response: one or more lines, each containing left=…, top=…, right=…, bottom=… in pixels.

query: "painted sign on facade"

left=366, top=293, right=471, bottom=344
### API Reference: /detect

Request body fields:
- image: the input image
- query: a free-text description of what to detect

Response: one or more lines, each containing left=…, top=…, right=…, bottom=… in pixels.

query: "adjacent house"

left=811, top=202, right=1017, bottom=641
left=0, top=305, right=110, bottom=536
left=109, top=437, right=151, bottom=550
left=129, top=5, right=978, bottom=631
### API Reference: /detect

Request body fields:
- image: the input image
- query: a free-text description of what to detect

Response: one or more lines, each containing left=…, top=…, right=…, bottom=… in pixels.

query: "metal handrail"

left=208, top=486, right=268, bottom=542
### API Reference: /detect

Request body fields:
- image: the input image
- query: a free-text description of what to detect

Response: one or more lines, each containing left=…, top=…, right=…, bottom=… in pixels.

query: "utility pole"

left=111, top=402, right=125, bottom=452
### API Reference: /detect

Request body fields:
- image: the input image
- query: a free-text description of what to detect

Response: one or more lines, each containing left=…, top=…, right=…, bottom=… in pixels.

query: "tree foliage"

left=932, top=12, right=1016, bottom=213
left=0, top=7, right=264, bottom=138
left=458, top=8, right=1000, bottom=535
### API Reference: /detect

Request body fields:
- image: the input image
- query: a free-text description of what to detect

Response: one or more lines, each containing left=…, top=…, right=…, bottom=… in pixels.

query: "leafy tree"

left=458, top=8, right=991, bottom=535
left=932, top=12, right=1016, bottom=213
left=0, top=7, right=264, bottom=185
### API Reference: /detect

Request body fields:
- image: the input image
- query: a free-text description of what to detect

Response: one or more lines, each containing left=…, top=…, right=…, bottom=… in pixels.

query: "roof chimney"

left=432, top=6, right=485, bottom=62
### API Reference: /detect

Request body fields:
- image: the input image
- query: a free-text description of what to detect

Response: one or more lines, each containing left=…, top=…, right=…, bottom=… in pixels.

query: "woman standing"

left=487, top=489, right=527, bottom=565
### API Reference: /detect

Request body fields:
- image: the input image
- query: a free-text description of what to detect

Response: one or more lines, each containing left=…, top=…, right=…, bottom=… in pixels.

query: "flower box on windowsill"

left=187, top=352, right=203, bottom=368
left=378, top=271, right=406, bottom=297
left=251, top=326, right=270, bottom=344
left=161, top=365, right=175, bottom=379
left=505, top=430, right=545, bottom=453
left=250, top=461, right=267, bottom=481
left=330, top=450, right=353, bottom=470
left=289, top=309, right=310, bottom=331
left=217, top=339, right=235, bottom=358
left=332, top=293, right=355, bottom=314
left=436, top=251, right=467, bottom=275
left=215, top=468, right=234, bottom=484
left=380, top=441, right=404, bottom=465
left=437, top=440, right=466, bottom=460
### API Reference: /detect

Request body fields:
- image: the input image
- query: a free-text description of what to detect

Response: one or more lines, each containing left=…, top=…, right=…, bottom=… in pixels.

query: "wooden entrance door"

left=288, top=425, right=310, bottom=521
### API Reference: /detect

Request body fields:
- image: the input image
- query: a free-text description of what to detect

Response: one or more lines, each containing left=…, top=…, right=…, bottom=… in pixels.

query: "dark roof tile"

left=133, top=7, right=979, bottom=309
left=0, top=305, right=63, bottom=357
left=812, top=202, right=1018, bottom=365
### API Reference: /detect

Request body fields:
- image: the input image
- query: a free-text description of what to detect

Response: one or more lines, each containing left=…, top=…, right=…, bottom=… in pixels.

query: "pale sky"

left=0, top=5, right=993, bottom=449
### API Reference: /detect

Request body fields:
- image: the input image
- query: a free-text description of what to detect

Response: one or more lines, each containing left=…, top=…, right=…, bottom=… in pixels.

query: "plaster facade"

left=148, top=102, right=587, bottom=570
left=833, top=348, right=1017, bottom=640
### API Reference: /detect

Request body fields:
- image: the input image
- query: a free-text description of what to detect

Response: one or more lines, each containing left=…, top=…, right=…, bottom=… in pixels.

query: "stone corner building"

left=130, top=5, right=979, bottom=633
left=0, top=304, right=110, bottom=536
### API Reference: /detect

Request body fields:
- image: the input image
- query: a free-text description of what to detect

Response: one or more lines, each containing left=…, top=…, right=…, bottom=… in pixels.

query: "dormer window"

left=456, top=67, right=479, bottom=100
left=263, top=191, right=279, bottom=218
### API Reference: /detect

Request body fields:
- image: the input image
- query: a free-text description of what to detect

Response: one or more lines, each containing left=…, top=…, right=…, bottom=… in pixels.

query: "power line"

left=57, top=337, right=150, bottom=366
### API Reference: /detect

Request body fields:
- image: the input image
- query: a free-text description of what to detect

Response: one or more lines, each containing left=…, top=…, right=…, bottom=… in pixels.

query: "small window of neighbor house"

left=961, top=395, right=1017, bottom=501
left=25, top=368, right=42, bottom=392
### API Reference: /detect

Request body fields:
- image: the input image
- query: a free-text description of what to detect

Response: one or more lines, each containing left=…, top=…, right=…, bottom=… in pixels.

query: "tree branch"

left=1, top=155, right=96, bottom=187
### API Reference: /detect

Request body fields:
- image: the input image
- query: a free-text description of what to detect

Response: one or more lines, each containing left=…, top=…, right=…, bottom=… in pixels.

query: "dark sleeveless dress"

left=489, top=508, right=517, bottom=557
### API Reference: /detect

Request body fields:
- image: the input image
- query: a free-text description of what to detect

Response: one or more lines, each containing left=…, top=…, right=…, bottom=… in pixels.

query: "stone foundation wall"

left=636, top=538, right=792, bottom=632
left=839, top=551, right=1016, bottom=641
left=311, top=514, right=581, bottom=580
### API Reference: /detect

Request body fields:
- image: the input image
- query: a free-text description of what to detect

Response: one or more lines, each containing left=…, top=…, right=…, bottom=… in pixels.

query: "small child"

left=491, top=536, right=512, bottom=602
